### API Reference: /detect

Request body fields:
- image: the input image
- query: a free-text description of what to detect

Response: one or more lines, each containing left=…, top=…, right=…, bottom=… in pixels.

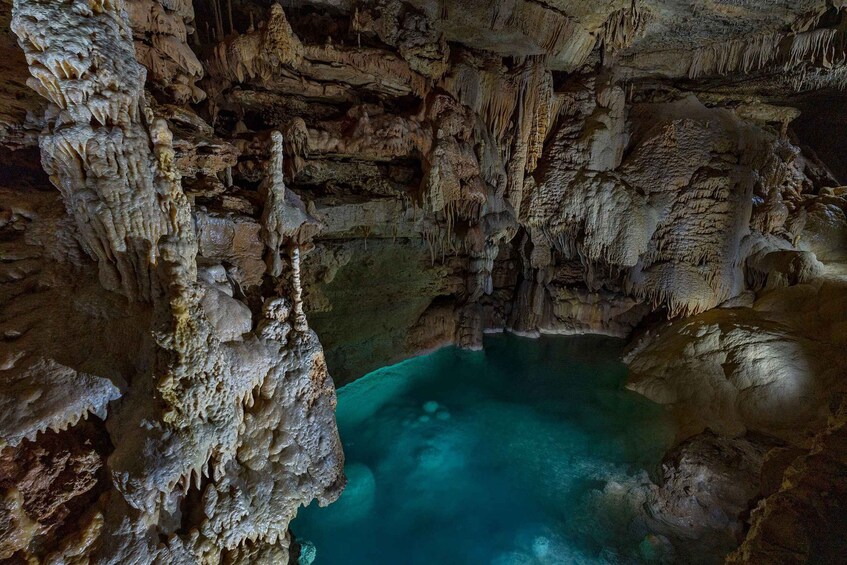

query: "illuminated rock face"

left=627, top=277, right=847, bottom=442
left=2, top=0, right=343, bottom=562
left=0, top=0, right=847, bottom=562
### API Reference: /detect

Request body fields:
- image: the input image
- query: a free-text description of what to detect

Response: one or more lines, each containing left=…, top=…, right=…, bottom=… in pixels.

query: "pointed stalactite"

left=688, top=7, right=847, bottom=85
left=601, top=0, right=644, bottom=58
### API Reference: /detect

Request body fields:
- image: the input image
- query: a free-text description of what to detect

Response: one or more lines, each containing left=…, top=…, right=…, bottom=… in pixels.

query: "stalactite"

left=601, top=0, right=644, bottom=57
left=520, top=58, right=555, bottom=174
left=213, top=0, right=224, bottom=42
left=688, top=8, right=847, bottom=83
left=424, top=227, right=437, bottom=266
left=688, top=32, right=782, bottom=79
left=227, top=0, right=234, bottom=36
left=207, top=4, right=304, bottom=85
left=5, top=0, right=846, bottom=561
left=11, top=0, right=180, bottom=301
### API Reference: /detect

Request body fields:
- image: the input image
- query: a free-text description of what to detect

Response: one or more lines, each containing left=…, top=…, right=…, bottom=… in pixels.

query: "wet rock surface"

left=1, top=0, right=847, bottom=562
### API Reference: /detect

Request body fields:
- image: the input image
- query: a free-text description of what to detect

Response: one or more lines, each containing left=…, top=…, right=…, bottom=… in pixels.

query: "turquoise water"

left=293, top=334, right=676, bottom=564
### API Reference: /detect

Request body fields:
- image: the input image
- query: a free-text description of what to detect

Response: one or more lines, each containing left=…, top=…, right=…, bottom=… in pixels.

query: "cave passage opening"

left=292, top=333, right=677, bottom=564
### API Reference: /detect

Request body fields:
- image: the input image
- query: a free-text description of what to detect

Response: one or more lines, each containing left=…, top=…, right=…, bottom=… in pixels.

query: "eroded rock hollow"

left=1, top=0, right=846, bottom=562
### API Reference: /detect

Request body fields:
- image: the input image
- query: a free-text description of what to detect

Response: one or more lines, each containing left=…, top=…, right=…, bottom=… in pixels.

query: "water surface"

left=294, top=334, right=675, bottom=564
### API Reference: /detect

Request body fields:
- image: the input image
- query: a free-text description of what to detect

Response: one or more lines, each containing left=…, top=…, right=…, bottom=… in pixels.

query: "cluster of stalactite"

left=2, top=0, right=847, bottom=562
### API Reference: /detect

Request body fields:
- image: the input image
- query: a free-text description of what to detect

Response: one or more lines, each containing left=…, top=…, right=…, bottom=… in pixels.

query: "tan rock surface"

left=2, top=0, right=847, bottom=562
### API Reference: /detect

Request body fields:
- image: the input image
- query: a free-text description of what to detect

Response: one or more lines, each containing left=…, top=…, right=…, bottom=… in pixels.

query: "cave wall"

left=790, top=89, right=847, bottom=184
left=0, top=0, right=847, bottom=562
left=184, top=0, right=847, bottom=380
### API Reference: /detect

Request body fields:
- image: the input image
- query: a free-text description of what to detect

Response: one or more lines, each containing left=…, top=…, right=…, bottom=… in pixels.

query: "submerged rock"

left=320, top=463, right=375, bottom=524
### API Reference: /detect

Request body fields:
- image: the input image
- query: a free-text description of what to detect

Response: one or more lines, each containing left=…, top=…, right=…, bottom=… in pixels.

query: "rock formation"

left=1, top=0, right=343, bottom=561
left=0, top=0, right=846, bottom=562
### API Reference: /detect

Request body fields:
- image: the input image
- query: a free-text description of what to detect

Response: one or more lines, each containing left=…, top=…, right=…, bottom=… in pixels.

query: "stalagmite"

left=2, top=0, right=847, bottom=562
left=262, top=131, right=287, bottom=277
left=291, top=245, right=308, bottom=332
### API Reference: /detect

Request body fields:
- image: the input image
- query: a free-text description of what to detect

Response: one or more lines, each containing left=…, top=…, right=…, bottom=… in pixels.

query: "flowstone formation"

left=1, top=0, right=342, bottom=562
left=1, top=0, right=847, bottom=562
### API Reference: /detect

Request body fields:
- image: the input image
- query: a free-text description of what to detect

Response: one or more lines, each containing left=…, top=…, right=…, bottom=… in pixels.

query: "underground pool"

left=293, top=334, right=677, bottom=564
